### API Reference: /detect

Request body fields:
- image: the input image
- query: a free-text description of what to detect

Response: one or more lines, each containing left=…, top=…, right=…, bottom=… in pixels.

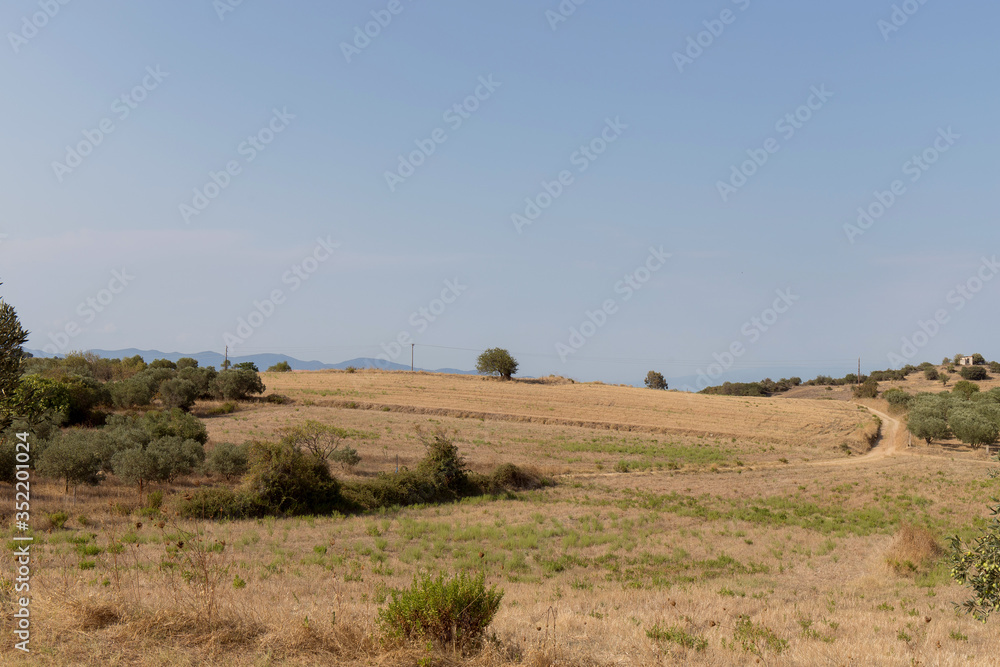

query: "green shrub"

left=46, top=511, right=69, bottom=530
left=733, top=615, right=788, bottom=659
left=207, top=401, right=238, bottom=415
left=330, top=445, right=361, bottom=470
left=924, top=368, right=940, bottom=381
left=882, top=388, right=912, bottom=408
left=415, top=427, right=468, bottom=493
left=953, top=380, right=981, bottom=400
left=342, top=469, right=442, bottom=511
left=205, top=442, right=249, bottom=480
left=241, top=440, right=343, bottom=515
left=949, top=500, right=1000, bottom=621
left=961, top=366, right=989, bottom=381
left=852, top=379, right=879, bottom=399
left=143, top=409, right=209, bottom=445
left=266, top=361, right=292, bottom=373
left=146, top=490, right=163, bottom=510
left=646, top=623, right=707, bottom=651
left=178, top=487, right=267, bottom=520
left=378, top=571, right=503, bottom=650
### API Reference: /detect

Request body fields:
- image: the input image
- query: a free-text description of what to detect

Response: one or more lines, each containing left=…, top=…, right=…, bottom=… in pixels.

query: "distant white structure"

left=958, top=356, right=976, bottom=366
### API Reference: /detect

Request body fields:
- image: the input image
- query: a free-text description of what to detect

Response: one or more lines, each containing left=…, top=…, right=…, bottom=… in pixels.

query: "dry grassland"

left=2, top=370, right=999, bottom=666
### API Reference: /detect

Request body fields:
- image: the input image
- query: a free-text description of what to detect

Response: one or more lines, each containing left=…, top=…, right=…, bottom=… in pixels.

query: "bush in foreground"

left=378, top=571, right=503, bottom=650
left=949, top=500, right=1000, bottom=621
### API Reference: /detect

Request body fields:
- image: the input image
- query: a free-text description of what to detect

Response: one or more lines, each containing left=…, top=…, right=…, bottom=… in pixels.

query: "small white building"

left=958, top=356, right=976, bottom=366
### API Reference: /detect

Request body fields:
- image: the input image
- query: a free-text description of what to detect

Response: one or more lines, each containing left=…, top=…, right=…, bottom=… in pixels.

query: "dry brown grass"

left=884, top=525, right=944, bottom=577
left=4, top=369, right=1000, bottom=665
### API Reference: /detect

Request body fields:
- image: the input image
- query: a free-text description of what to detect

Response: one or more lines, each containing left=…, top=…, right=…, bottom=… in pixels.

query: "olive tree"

left=908, top=394, right=953, bottom=444
left=36, top=430, right=104, bottom=494
left=213, top=369, right=266, bottom=401
left=159, top=377, right=200, bottom=411
left=950, top=407, right=999, bottom=450
left=111, top=448, right=160, bottom=494
left=147, top=436, right=205, bottom=481
left=475, top=348, right=518, bottom=380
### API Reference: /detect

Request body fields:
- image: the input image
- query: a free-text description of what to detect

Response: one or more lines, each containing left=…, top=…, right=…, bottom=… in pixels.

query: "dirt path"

left=812, top=404, right=902, bottom=467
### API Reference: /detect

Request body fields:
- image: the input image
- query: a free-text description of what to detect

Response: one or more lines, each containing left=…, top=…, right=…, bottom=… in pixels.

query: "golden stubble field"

left=2, top=369, right=999, bottom=666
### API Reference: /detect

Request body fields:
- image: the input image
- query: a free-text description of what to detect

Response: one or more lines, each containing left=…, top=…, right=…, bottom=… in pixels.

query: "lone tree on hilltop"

left=476, top=348, right=518, bottom=380
left=645, top=371, right=668, bottom=390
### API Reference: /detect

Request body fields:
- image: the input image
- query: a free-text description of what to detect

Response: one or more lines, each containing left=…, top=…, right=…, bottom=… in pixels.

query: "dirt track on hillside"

left=812, top=405, right=902, bottom=467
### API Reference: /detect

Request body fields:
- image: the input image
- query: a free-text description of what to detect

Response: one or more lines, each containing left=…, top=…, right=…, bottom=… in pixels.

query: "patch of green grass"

left=646, top=623, right=707, bottom=651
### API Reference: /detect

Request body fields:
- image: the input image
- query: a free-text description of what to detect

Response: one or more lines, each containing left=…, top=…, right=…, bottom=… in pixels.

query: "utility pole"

left=858, top=357, right=861, bottom=385
left=225, top=346, right=229, bottom=370
left=411, top=344, right=414, bottom=372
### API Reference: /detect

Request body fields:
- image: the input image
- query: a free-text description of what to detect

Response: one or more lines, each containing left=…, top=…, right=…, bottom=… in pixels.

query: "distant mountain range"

left=25, top=348, right=478, bottom=375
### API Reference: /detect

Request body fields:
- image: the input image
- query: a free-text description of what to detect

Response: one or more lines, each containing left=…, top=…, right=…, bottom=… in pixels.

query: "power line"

left=230, top=341, right=858, bottom=370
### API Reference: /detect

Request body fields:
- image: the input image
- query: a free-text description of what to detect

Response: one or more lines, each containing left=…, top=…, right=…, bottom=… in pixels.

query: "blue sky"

left=1, top=0, right=998, bottom=387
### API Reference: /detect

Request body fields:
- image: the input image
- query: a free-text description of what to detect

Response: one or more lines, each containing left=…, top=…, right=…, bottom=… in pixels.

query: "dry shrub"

left=69, top=597, right=122, bottom=631
left=885, top=525, right=943, bottom=575
left=255, top=620, right=377, bottom=662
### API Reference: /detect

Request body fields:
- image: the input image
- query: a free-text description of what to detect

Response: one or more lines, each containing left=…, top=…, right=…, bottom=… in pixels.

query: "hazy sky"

left=1, top=1, right=997, bottom=388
